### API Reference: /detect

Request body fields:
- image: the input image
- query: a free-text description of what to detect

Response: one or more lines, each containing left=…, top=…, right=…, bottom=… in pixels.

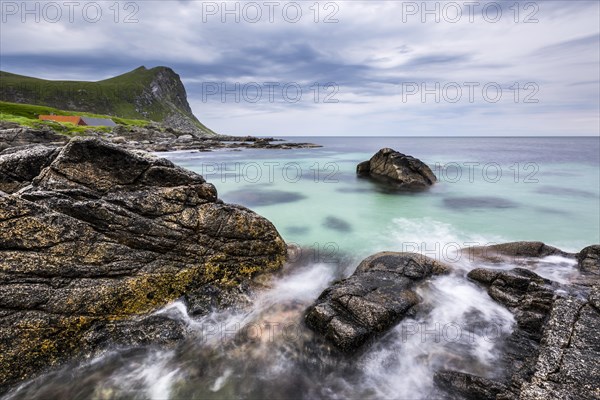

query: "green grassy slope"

left=0, top=100, right=149, bottom=135
left=0, top=66, right=216, bottom=135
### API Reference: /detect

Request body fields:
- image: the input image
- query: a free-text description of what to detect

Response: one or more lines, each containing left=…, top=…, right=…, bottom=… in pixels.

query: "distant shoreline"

left=0, top=120, right=322, bottom=153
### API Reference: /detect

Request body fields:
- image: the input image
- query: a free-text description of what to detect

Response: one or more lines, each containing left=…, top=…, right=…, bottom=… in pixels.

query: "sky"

left=1, top=0, right=599, bottom=136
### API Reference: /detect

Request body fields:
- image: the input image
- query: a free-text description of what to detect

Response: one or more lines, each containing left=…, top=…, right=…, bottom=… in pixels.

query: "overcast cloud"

left=1, top=0, right=599, bottom=136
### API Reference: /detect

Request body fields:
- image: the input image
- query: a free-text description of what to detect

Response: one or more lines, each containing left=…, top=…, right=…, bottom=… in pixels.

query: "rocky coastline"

left=0, top=121, right=321, bottom=154
left=0, top=140, right=598, bottom=399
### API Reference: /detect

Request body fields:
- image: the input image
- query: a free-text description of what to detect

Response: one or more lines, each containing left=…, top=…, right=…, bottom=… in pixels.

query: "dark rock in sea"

left=0, top=145, right=60, bottom=193
left=577, top=244, right=600, bottom=275
left=0, top=138, right=287, bottom=392
left=467, top=267, right=556, bottom=339
left=443, top=196, right=518, bottom=210
left=322, top=216, right=353, bottom=232
left=356, top=148, right=437, bottom=189
left=435, top=242, right=599, bottom=399
left=224, top=189, right=306, bottom=207
left=305, top=252, right=449, bottom=352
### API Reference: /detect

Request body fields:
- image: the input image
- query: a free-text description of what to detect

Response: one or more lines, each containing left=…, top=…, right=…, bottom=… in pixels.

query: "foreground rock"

left=356, top=148, right=437, bottom=189
left=435, top=242, right=600, bottom=399
left=0, top=138, right=287, bottom=392
left=305, top=252, right=449, bottom=352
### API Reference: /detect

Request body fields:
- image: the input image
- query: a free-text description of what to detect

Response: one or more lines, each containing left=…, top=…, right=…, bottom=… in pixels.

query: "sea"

left=6, top=136, right=600, bottom=400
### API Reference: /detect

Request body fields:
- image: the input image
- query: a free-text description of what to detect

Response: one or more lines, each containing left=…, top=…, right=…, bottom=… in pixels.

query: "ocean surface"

left=171, top=136, right=600, bottom=254
left=7, top=136, right=600, bottom=400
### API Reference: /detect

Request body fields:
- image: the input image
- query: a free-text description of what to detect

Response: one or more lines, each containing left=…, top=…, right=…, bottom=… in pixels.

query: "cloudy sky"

left=1, top=0, right=599, bottom=136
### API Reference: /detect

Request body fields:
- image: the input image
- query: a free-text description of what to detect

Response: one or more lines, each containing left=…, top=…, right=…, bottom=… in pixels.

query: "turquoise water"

left=166, top=137, right=600, bottom=256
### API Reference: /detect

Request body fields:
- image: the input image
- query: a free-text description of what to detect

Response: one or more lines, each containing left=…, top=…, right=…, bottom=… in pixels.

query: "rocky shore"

left=0, top=138, right=288, bottom=392
left=0, top=137, right=597, bottom=399
left=0, top=121, right=321, bottom=154
left=304, top=242, right=599, bottom=399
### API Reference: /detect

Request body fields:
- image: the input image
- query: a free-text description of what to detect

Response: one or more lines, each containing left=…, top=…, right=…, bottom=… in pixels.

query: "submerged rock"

left=356, top=148, right=437, bottom=189
left=443, top=196, right=518, bottom=210
left=0, top=138, right=287, bottom=391
left=322, top=216, right=353, bottom=233
left=305, top=252, right=449, bottom=352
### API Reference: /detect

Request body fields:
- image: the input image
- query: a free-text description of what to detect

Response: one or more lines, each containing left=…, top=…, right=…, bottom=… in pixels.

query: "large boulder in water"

left=305, top=252, right=449, bottom=352
left=356, top=148, right=437, bottom=189
left=0, top=138, right=287, bottom=391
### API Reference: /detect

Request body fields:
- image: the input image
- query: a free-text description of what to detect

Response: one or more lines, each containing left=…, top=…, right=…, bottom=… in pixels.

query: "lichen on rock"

left=0, top=137, right=287, bottom=391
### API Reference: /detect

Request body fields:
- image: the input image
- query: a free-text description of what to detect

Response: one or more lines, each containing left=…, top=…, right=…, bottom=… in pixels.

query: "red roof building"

left=38, top=115, right=86, bottom=125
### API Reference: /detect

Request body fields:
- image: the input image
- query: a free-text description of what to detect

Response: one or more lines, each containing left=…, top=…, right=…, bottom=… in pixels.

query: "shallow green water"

left=167, top=136, right=600, bottom=256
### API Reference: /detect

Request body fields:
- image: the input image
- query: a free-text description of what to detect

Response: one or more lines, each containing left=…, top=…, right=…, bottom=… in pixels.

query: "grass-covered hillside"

left=0, top=100, right=148, bottom=135
left=0, top=66, right=216, bottom=135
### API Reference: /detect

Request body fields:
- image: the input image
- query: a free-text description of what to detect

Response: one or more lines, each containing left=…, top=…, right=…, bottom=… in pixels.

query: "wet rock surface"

left=434, top=242, right=600, bottom=400
left=0, top=138, right=287, bottom=392
left=434, top=370, right=509, bottom=400
left=577, top=244, right=600, bottom=275
left=305, top=252, right=449, bottom=352
left=356, top=148, right=437, bottom=189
